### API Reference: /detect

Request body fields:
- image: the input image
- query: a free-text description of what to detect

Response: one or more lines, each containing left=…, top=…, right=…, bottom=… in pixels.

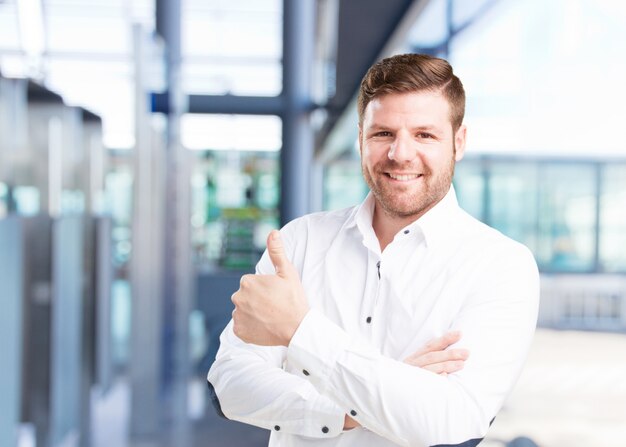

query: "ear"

left=454, top=125, right=467, bottom=162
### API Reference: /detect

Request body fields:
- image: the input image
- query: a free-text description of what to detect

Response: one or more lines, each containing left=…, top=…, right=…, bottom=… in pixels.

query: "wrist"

left=343, top=414, right=360, bottom=430
left=283, top=307, right=310, bottom=346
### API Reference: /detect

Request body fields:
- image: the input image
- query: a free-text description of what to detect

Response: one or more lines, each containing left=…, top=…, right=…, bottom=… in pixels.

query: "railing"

left=539, top=274, right=626, bottom=332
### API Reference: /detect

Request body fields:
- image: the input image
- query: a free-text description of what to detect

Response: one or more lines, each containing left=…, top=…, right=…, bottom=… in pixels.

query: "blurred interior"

left=1, top=0, right=626, bottom=446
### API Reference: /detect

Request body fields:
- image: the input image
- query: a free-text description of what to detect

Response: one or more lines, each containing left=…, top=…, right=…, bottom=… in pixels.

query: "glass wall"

left=600, top=164, right=626, bottom=272
left=535, top=163, right=597, bottom=272
left=453, top=157, right=626, bottom=273
left=182, top=0, right=282, bottom=96
left=323, top=159, right=368, bottom=211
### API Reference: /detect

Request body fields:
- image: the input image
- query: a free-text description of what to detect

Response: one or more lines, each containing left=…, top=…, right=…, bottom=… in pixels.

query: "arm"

left=208, top=224, right=346, bottom=438
left=210, top=228, right=470, bottom=439
left=209, top=316, right=468, bottom=438
left=343, top=331, right=469, bottom=431
left=285, top=245, right=539, bottom=446
left=208, top=322, right=347, bottom=437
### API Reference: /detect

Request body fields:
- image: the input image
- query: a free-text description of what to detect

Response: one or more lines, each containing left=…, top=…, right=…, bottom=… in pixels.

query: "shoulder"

left=455, top=209, right=538, bottom=274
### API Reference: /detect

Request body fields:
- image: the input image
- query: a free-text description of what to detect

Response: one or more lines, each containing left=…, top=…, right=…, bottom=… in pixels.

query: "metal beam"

left=156, top=0, right=193, bottom=445
left=152, top=92, right=285, bottom=116
left=280, top=0, right=317, bottom=224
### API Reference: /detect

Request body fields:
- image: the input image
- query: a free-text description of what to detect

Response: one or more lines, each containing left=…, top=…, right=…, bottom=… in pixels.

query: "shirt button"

left=322, top=426, right=329, bottom=434
left=302, top=369, right=310, bottom=376
left=274, top=425, right=280, bottom=431
left=404, top=229, right=410, bottom=234
left=350, top=409, right=357, bottom=416
left=366, top=316, right=372, bottom=324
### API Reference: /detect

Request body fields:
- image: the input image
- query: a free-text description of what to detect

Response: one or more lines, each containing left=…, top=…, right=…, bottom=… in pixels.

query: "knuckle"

left=240, top=274, right=253, bottom=288
left=453, top=350, right=466, bottom=360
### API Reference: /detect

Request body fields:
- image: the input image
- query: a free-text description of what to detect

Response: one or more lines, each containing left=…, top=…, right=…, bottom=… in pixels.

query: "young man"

left=208, top=53, right=539, bottom=447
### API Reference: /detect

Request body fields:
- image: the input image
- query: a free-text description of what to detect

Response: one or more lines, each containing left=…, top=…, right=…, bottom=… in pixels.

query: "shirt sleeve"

left=207, top=220, right=346, bottom=438
left=286, top=244, right=540, bottom=447
left=208, top=322, right=346, bottom=437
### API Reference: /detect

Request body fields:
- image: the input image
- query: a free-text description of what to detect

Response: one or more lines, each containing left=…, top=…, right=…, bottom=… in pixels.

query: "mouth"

left=385, top=173, right=423, bottom=182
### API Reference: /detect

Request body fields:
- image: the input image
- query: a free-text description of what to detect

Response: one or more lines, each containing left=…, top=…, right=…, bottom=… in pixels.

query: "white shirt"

left=208, top=186, right=539, bottom=447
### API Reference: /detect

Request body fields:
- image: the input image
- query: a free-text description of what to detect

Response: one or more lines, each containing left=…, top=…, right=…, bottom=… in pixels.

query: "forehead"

left=362, top=90, right=451, bottom=128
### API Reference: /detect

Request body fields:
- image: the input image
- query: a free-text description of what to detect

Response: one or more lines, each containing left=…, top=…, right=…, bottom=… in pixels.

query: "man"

left=208, top=53, right=539, bottom=447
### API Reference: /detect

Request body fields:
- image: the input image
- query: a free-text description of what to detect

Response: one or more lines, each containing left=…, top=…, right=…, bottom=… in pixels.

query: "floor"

left=482, top=329, right=626, bottom=447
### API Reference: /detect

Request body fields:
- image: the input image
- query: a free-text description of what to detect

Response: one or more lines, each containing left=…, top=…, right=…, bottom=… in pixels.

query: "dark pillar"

left=280, top=0, right=317, bottom=225
left=157, top=0, right=193, bottom=445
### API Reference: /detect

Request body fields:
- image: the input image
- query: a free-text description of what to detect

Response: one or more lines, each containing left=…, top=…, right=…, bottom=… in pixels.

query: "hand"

left=231, top=230, right=310, bottom=346
left=403, top=331, right=469, bottom=375
left=344, top=414, right=360, bottom=431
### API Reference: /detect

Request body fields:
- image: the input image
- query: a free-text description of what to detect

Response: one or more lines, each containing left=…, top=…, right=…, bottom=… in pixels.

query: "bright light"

left=16, top=0, right=45, bottom=59
left=181, top=114, right=282, bottom=151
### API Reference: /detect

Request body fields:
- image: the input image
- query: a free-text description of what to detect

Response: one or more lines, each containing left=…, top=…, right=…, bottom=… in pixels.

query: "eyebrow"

left=366, top=124, right=444, bottom=133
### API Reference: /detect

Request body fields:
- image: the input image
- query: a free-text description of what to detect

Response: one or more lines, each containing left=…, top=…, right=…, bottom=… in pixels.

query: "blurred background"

left=1, top=0, right=625, bottom=446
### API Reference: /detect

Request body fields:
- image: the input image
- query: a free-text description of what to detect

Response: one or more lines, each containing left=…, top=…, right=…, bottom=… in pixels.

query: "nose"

left=388, top=132, right=417, bottom=163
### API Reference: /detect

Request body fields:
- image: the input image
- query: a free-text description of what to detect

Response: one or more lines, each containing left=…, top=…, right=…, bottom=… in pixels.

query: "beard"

left=362, top=153, right=455, bottom=219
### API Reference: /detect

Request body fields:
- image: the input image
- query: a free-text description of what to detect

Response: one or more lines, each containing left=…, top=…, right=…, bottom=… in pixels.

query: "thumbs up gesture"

left=231, top=230, right=310, bottom=346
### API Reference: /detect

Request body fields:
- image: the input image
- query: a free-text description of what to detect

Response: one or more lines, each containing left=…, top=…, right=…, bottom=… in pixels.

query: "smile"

left=386, top=173, right=422, bottom=181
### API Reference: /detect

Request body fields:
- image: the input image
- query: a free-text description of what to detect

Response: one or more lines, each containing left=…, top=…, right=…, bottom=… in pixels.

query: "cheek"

left=362, top=144, right=387, bottom=166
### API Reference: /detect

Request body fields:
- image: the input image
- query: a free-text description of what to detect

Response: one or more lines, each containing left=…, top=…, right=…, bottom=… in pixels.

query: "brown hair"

left=357, top=53, right=465, bottom=131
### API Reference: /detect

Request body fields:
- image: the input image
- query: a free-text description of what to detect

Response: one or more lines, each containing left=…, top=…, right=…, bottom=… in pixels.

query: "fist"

left=231, top=230, right=310, bottom=346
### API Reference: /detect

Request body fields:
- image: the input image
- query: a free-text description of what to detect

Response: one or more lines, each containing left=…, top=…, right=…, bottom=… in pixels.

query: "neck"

left=372, top=205, right=421, bottom=252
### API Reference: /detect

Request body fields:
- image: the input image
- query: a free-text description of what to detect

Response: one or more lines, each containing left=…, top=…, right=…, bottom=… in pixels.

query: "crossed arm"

left=209, top=321, right=468, bottom=437
left=210, top=231, right=539, bottom=445
left=343, top=330, right=467, bottom=430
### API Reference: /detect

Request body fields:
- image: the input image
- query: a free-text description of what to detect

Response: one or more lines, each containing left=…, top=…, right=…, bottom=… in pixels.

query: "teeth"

left=388, top=173, right=419, bottom=181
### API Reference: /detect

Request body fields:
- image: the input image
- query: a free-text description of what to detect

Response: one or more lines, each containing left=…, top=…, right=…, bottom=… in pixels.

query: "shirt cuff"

left=287, top=309, right=351, bottom=395
left=300, top=392, right=345, bottom=437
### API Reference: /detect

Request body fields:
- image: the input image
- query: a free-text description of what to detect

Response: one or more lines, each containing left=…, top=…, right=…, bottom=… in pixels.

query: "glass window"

left=323, top=159, right=368, bottom=211
left=488, top=161, right=539, bottom=254
left=0, top=2, right=21, bottom=52
left=453, top=157, right=485, bottom=221
left=599, top=164, right=626, bottom=272
left=181, top=114, right=281, bottom=151
left=0, top=182, right=7, bottom=218
left=448, top=0, right=626, bottom=158
left=536, top=164, right=596, bottom=272
left=182, top=0, right=282, bottom=96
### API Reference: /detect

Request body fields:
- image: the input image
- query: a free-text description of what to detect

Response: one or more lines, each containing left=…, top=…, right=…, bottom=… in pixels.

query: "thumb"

left=267, top=230, right=295, bottom=278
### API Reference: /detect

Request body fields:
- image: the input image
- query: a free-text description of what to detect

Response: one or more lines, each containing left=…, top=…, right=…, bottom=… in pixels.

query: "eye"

left=417, top=132, right=434, bottom=139
left=373, top=131, right=392, bottom=137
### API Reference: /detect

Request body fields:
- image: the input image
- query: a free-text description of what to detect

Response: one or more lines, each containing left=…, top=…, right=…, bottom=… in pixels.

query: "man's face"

left=359, top=90, right=466, bottom=220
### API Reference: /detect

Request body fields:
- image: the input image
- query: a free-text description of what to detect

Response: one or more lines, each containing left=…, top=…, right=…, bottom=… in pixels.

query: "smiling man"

left=208, top=53, right=539, bottom=447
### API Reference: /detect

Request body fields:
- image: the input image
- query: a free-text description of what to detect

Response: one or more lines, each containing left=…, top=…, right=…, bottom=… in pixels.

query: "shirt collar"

left=345, top=185, right=461, bottom=250
left=413, top=185, right=460, bottom=249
